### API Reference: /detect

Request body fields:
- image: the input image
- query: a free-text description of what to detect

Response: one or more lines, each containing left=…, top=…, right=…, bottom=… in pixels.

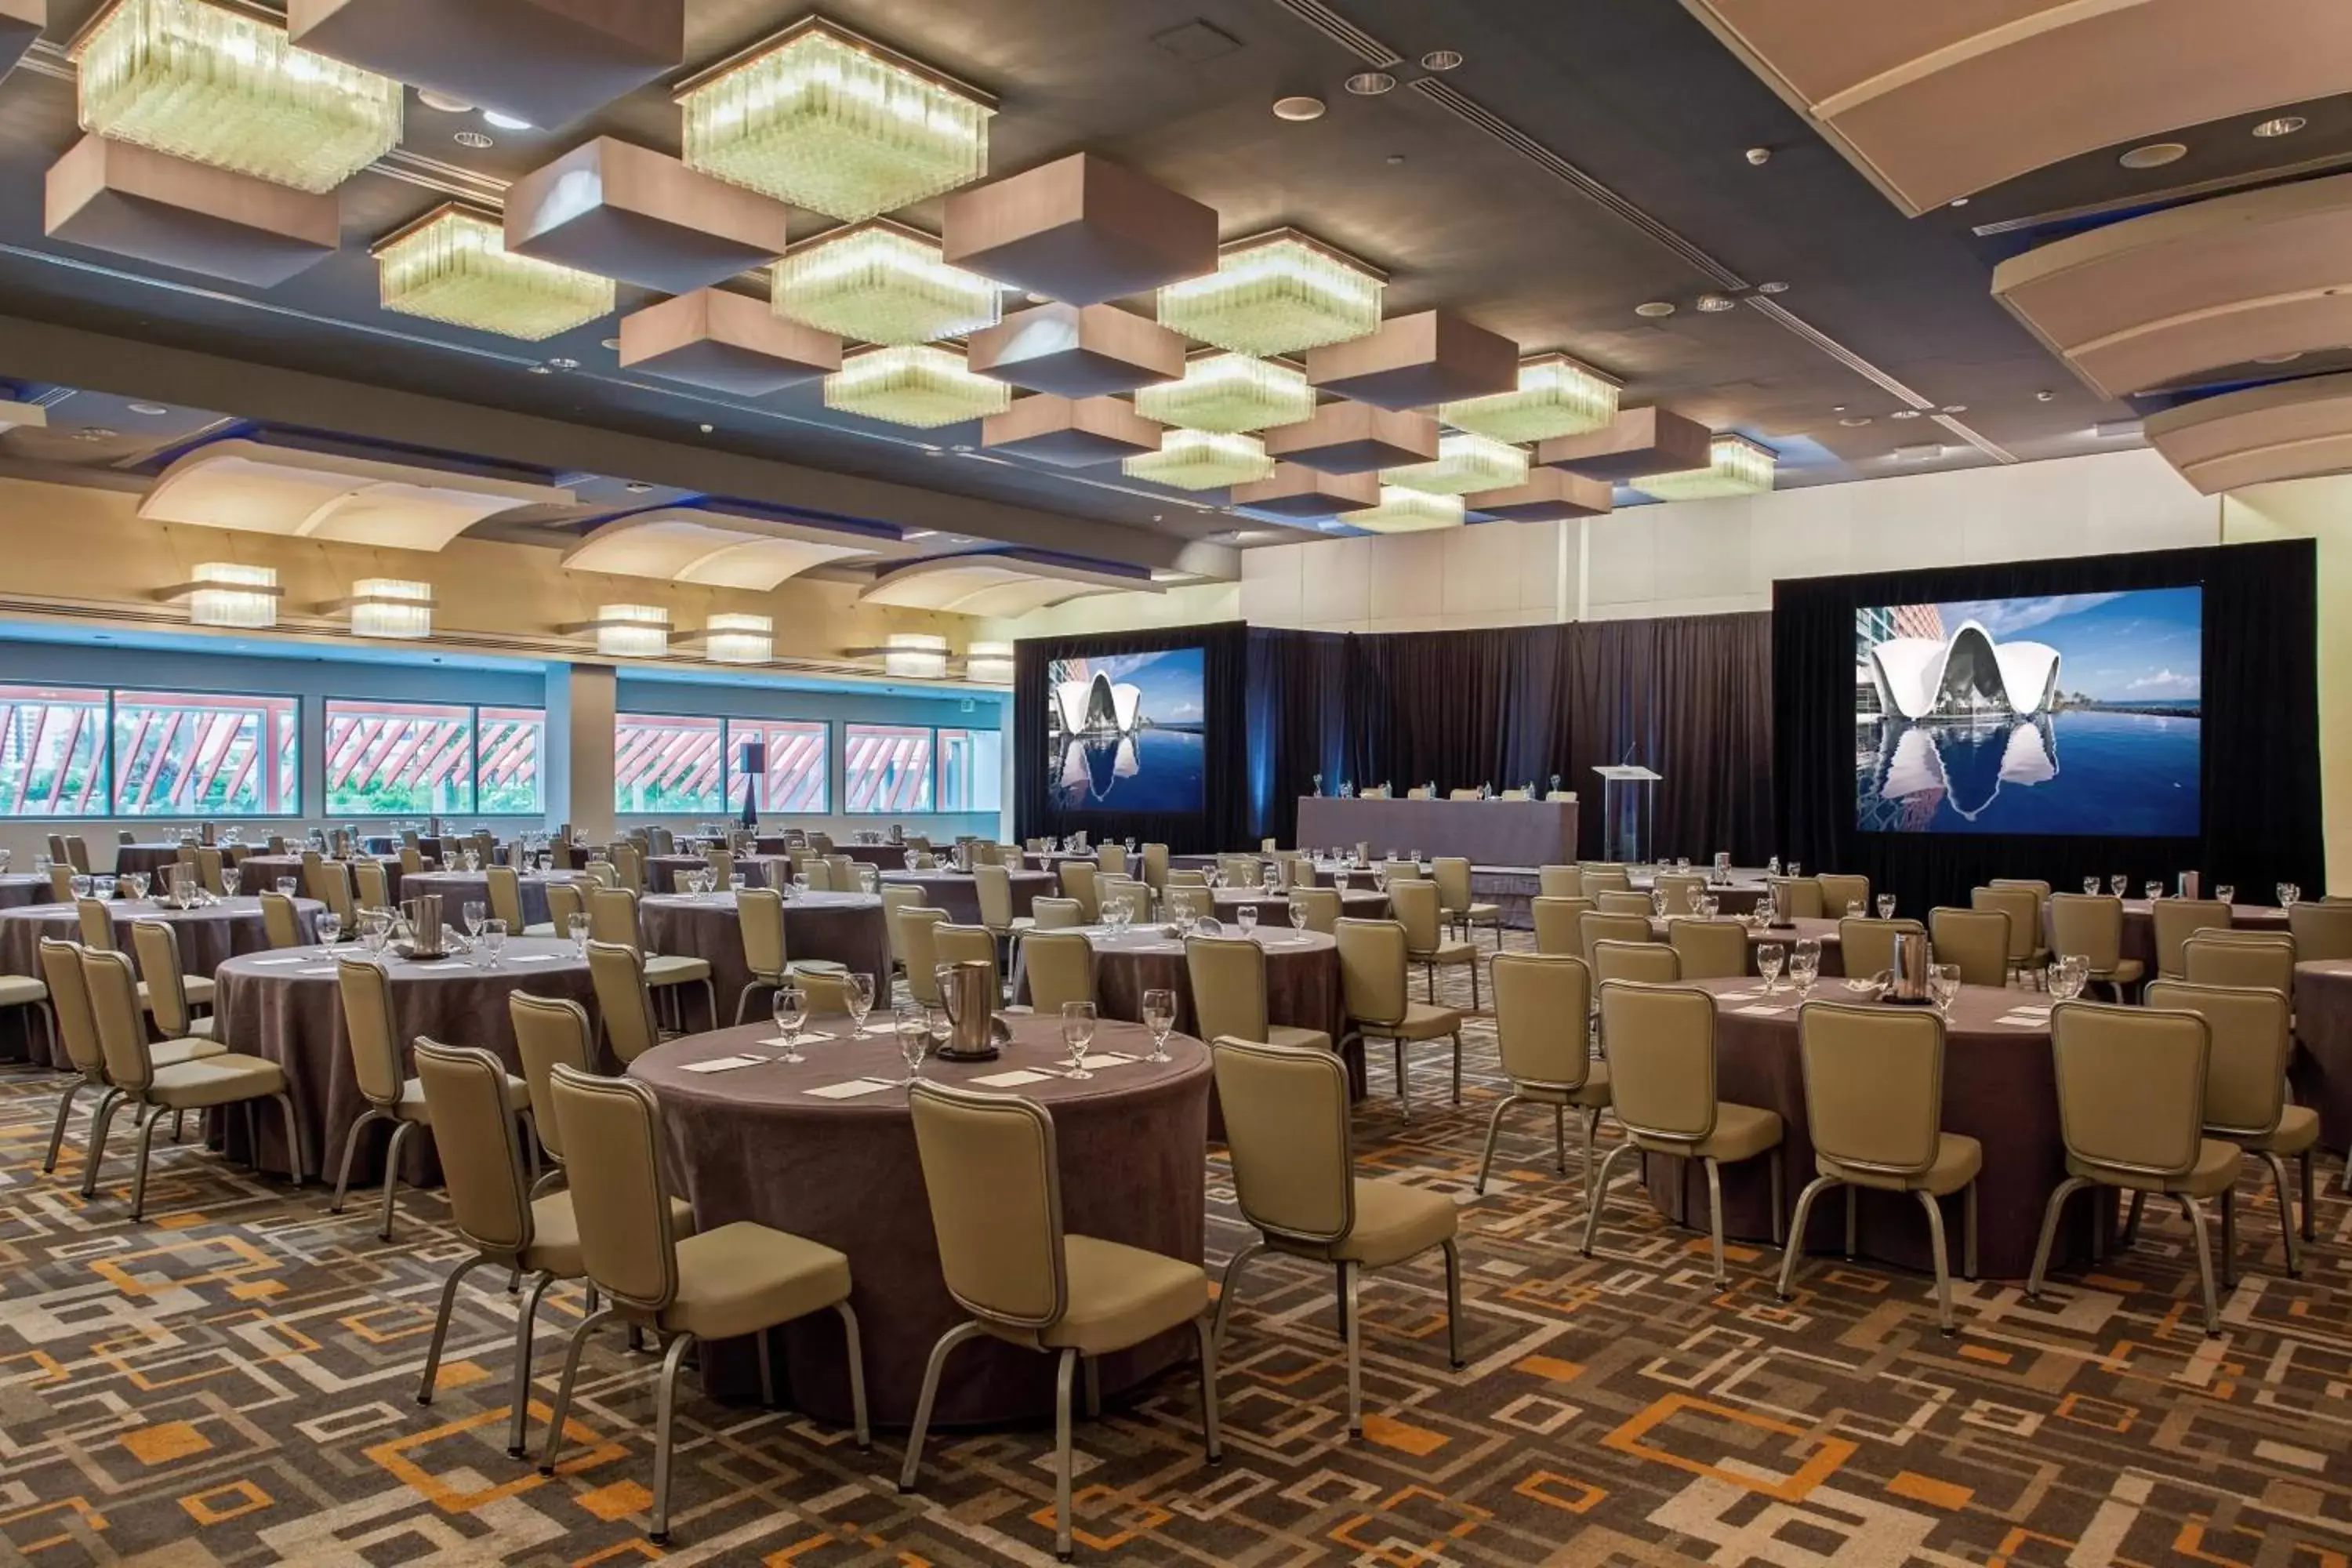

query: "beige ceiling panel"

left=861, top=561, right=1118, bottom=617
left=564, top=512, right=873, bottom=590
left=140, top=440, right=574, bottom=550
left=2143, top=372, right=2352, bottom=493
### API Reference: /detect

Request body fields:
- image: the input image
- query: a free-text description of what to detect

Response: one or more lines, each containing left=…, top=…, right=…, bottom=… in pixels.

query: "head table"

left=629, top=1014, right=1209, bottom=1427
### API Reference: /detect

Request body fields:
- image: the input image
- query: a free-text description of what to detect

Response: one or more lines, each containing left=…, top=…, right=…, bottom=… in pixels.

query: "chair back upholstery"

left=1030, top=896, right=1083, bottom=931
left=64, top=835, right=91, bottom=873
left=1578, top=863, right=1631, bottom=897
left=804, top=858, right=835, bottom=893
left=485, top=866, right=525, bottom=931
left=1928, top=906, right=2010, bottom=986
left=2182, top=931, right=2296, bottom=990
left=1767, top=876, right=1825, bottom=919
left=2048, top=895, right=2126, bottom=971
left=130, top=921, right=195, bottom=1038
left=1577, top=910, right=1655, bottom=967
left=39, top=938, right=103, bottom=1079
left=1096, top=844, right=1128, bottom=878
left=196, top=847, right=226, bottom=895
left=1595, top=891, right=1655, bottom=917
left=398, top=845, right=426, bottom=876
left=335, top=956, right=407, bottom=1106
left=898, top=907, right=949, bottom=1004
left=2151, top=898, right=2234, bottom=980
left=1653, top=873, right=1707, bottom=915
left=1599, top=981, right=1719, bottom=1143
left=1592, top=939, right=1681, bottom=984
left=1187, top=935, right=1271, bottom=1044
left=79, top=948, right=156, bottom=1094
left=1059, top=861, right=1100, bottom=922
left=307, top=858, right=357, bottom=925
left=1668, top=919, right=1749, bottom=979
left=1816, top=873, right=1871, bottom=916
left=1446, top=788, right=1479, bottom=801
left=586, top=940, right=662, bottom=1063
left=974, top=863, right=1016, bottom=930
left=1801, top=1002, right=1944, bottom=1178
left=547, top=1065, right=681, bottom=1313
left=1140, top=843, right=1170, bottom=891
left=825, top=855, right=862, bottom=891
left=1098, top=874, right=1149, bottom=922
left=908, top=1083, right=1066, bottom=1330
left=1969, top=885, right=2042, bottom=965
left=509, top=993, right=593, bottom=1162
left=251, top=888, right=300, bottom=949
left=1167, top=868, right=1207, bottom=888
left=1335, top=917, right=1410, bottom=1027
left=704, top=848, right=735, bottom=885
left=1391, top=878, right=1445, bottom=954
left=880, top=885, right=927, bottom=964
left=737, top=887, right=789, bottom=978
left=2146, top=980, right=2289, bottom=1138
left=75, top=897, right=115, bottom=951
left=1838, top=917, right=1923, bottom=979
left=1289, top=887, right=1341, bottom=933
left=2050, top=1000, right=2208, bottom=1177
left=1531, top=895, right=1594, bottom=955
left=584, top=862, right=620, bottom=889
left=611, top=841, right=647, bottom=893
left=2288, top=901, right=2352, bottom=962
left=1492, top=953, right=1593, bottom=1091
left=1538, top=865, right=1582, bottom=899
left=544, top=879, right=587, bottom=935
left=932, top=924, right=1000, bottom=993
left=1382, top=858, right=1426, bottom=885
left=1219, top=854, right=1263, bottom=887
left=1431, top=856, right=1474, bottom=916
left=414, top=1040, right=532, bottom=1254
left=1023, top=931, right=1095, bottom=1014
left=648, top=826, right=675, bottom=856
left=48, top=865, right=74, bottom=902
left=354, top=858, right=391, bottom=909
left=1212, top=1037, right=1352, bottom=1244
left=588, top=885, right=641, bottom=949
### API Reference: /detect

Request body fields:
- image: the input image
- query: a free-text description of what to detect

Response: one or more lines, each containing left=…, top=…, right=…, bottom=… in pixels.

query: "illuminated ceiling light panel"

left=1341, top=487, right=1466, bottom=533
left=347, top=578, right=434, bottom=639
left=75, top=0, right=402, bottom=194
left=1439, top=353, right=1621, bottom=444
left=590, top=603, right=669, bottom=659
left=1380, top=432, right=1530, bottom=495
left=965, top=641, right=1014, bottom=683
left=376, top=206, right=615, bottom=341
left=1156, top=231, right=1384, bottom=357
left=677, top=19, right=993, bottom=223
left=884, top=631, right=949, bottom=678
left=703, top=612, right=774, bottom=665
left=772, top=223, right=1000, bottom=346
left=1134, top=353, right=1315, bottom=434
left=1122, top=427, right=1275, bottom=491
left=823, top=344, right=1011, bottom=428
left=182, top=562, right=281, bottom=627
left=1632, top=434, right=1777, bottom=500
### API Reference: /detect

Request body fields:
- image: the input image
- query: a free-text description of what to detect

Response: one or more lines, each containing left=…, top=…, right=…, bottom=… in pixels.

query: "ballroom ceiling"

left=0, top=0, right=2347, bottom=587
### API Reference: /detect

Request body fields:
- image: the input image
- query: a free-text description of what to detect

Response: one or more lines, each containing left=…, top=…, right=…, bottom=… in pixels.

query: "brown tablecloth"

left=1210, top=887, right=1388, bottom=924
left=1642, top=978, right=2101, bottom=1278
left=0, top=875, right=48, bottom=910
left=2292, top=960, right=2352, bottom=1154
left=880, top=869, right=1051, bottom=924
left=1639, top=916, right=1848, bottom=977
left=397, top=870, right=586, bottom=931
left=630, top=1015, right=1210, bottom=1426
left=1296, top=795, right=1579, bottom=866
left=237, top=854, right=408, bottom=904
left=2043, top=899, right=2290, bottom=973
left=1629, top=874, right=1771, bottom=916
left=210, top=938, right=596, bottom=1185
left=638, top=891, right=894, bottom=1025
left=114, top=843, right=191, bottom=880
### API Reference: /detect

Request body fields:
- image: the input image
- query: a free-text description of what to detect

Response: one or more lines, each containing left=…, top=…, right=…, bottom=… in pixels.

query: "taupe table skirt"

left=398, top=870, right=586, bottom=931
left=0, top=875, right=48, bottom=909
left=638, top=892, right=893, bottom=1023
left=879, top=869, right=1051, bottom=924
left=237, top=855, right=407, bottom=904
left=2292, top=960, right=2352, bottom=1153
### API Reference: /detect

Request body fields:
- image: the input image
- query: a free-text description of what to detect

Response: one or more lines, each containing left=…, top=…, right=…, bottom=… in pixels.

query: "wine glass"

left=2279, top=883, right=2302, bottom=910
left=2145, top=881, right=2165, bottom=903
left=2083, top=877, right=2100, bottom=895
left=1845, top=899, right=1865, bottom=920
left=1061, top=1000, right=1098, bottom=1079
left=2216, top=884, right=2235, bottom=906
left=1757, top=942, right=1785, bottom=993
left=221, top=866, right=241, bottom=898
left=1142, top=988, right=1177, bottom=1064
left=1791, top=938, right=1822, bottom=994
left=1650, top=888, right=1669, bottom=917
left=895, top=1004, right=928, bottom=1086
left=276, top=877, right=299, bottom=900
left=1928, top=963, right=1962, bottom=1017
left=479, top=918, right=507, bottom=969
left=2053, top=956, right=2089, bottom=1002
left=463, top=900, right=487, bottom=941
left=772, top=985, right=808, bottom=1064
left=315, top=911, right=342, bottom=946
left=1875, top=894, right=1895, bottom=920
left=2110, top=875, right=2129, bottom=897
left=568, top=911, right=591, bottom=958
left=1236, top=902, right=1259, bottom=935
left=792, top=873, right=811, bottom=898
left=1288, top=898, right=1308, bottom=932
left=846, top=972, right=876, bottom=1034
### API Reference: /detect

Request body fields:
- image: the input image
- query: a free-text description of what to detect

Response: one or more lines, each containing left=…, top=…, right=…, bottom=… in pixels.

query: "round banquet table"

left=1642, top=978, right=2105, bottom=1277
left=2291, top=960, right=2352, bottom=1155
left=630, top=1014, right=1210, bottom=1426
left=236, top=854, right=407, bottom=904
left=1209, top=886, right=1388, bottom=924
left=0, top=874, right=49, bottom=909
left=398, top=869, right=585, bottom=931
left=2043, top=898, right=2290, bottom=973
left=827, top=842, right=921, bottom=870
left=638, top=891, right=893, bottom=1022
left=113, top=842, right=193, bottom=880
left=879, top=867, right=1052, bottom=924
left=1628, top=874, right=1771, bottom=917
left=1641, top=916, right=1847, bottom=977
left=209, top=937, right=595, bottom=1185
left=646, top=852, right=786, bottom=892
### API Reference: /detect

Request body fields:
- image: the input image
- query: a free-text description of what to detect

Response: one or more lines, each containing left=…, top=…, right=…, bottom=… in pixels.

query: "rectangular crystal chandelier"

left=965, top=641, right=1014, bottom=683
left=376, top=207, right=615, bottom=341
left=824, top=345, right=1012, bottom=428
left=185, top=562, right=279, bottom=627
left=1633, top=434, right=1777, bottom=501
left=678, top=19, right=993, bottom=223
left=704, top=612, right=774, bottom=664
left=1341, top=488, right=1466, bottom=534
left=1381, top=432, right=1530, bottom=495
left=1440, top=354, right=1621, bottom=444
left=884, top=632, right=949, bottom=678
left=1122, top=428, right=1274, bottom=491
left=591, top=604, right=670, bottom=659
left=1157, top=231, right=1384, bottom=357
left=1134, top=353, right=1315, bottom=434
left=349, top=578, right=433, bottom=640
left=773, top=223, right=1000, bottom=346
left=76, top=0, right=402, bottom=194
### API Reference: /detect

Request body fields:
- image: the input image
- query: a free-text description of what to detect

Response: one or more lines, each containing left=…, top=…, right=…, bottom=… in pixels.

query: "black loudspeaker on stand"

left=739, top=739, right=766, bottom=829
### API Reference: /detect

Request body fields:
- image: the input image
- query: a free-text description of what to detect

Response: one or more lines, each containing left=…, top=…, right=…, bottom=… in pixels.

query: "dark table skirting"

left=0, top=876, right=49, bottom=910
left=2292, top=962, right=2352, bottom=1154
left=880, top=870, right=1051, bottom=925
left=639, top=894, right=893, bottom=1024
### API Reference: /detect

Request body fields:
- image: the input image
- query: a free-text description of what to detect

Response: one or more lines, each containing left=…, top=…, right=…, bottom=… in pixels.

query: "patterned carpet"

left=5, top=960, right=2350, bottom=1567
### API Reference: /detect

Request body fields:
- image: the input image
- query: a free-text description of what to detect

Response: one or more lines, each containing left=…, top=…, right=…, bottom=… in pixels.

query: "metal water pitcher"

left=934, top=960, right=1000, bottom=1059
left=401, top=894, right=446, bottom=956
left=2178, top=870, right=2200, bottom=900
left=1886, top=928, right=1933, bottom=1004
left=952, top=840, right=974, bottom=873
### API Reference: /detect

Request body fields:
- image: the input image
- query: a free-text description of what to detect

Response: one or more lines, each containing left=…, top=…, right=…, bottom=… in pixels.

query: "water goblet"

left=479, top=919, right=506, bottom=969
left=1846, top=899, right=1866, bottom=920
left=1928, top=963, right=1962, bottom=1017
left=2057, top=956, right=2090, bottom=1002
left=1236, top=902, right=1258, bottom=935
left=1757, top=942, right=1786, bottom=993
left=1787, top=862, right=1802, bottom=878
left=32, top=853, right=49, bottom=876
left=1791, top=938, right=1822, bottom=994
left=793, top=873, right=811, bottom=898
left=1142, top=988, right=1178, bottom=1064
left=2083, top=877, right=2100, bottom=895
left=221, top=866, right=241, bottom=898
left=2145, top=881, right=2165, bottom=902
left=729, top=874, right=746, bottom=893
left=2216, top=884, right=2235, bottom=906
left=771, top=985, right=808, bottom=1064
left=846, top=972, right=875, bottom=1035
left=463, top=900, right=487, bottom=941
left=1061, top=1000, right=1098, bottom=1079
left=1650, top=888, right=1669, bottom=917
left=1699, top=894, right=1721, bottom=920
left=1288, top=899, right=1308, bottom=931
left=315, top=911, right=343, bottom=946
left=277, top=877, right=299, bottom=899
left=2110, top=875, right=2129, bottom=897
left=2279, top=883, right=2302, bottom=909
left=568, top=911, right=591, bottom=958
left=1875, top=894, right=1895, bottom=920
left=895, top=1006, right=928, bottom=1087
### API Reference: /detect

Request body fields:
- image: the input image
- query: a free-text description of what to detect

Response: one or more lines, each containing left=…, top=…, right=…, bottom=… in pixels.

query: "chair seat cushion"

left=1042, top=1233, right=1208, bottom=1354
left=2241, top=1103, right=2318, bottom=1156
left=1332, top=1178, right=1457, bottom=1266
left=0, top=975, right=45, bottom=1007
left=1652, top=1102, right=1781, bottom=1164
left=1415, top=942, right=1477, bottom=965
left=151, top=1034, right=228, bottom=1066
left=394, top=1072, right=529, bottom=1122
left=1464, top=903, right=1501, bottom=921
left=1266, top=1025, right=1334, bottom=1053
left=1824, top=1131, right=1982, bottom=1195
left=662, top=1220, right=851, bottom=1341
left=2069, top=1137, right=2241, bottom=1197
left=524, top=1189, right=694, bottom=1278
left=190, top=1014, right=218, bottom=1039
left=2097, top=958, right=2146, bottom=985
left=184, top=976, right=216, bottom=1006
left=786, top=959, right=849, bottom=976
left=645, top=954, right=713, bottom=985
left=1516, top=1058, right=1611, bottom=1109
left=523, top=923, right=557, bottom=938
left=150, top=1052, right=288, bottom=1109
left=1369, top=1001, right=1463, bottom=1042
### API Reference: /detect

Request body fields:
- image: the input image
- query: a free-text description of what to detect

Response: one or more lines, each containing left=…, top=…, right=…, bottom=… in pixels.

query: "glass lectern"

left=1592, top=764, right=1661, bottom=864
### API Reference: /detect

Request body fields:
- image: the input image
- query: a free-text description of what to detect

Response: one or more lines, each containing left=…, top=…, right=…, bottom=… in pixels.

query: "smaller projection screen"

left=1044, top=645, right=1207, bottom=813
left=1854, top=587, right=2202, bottom=836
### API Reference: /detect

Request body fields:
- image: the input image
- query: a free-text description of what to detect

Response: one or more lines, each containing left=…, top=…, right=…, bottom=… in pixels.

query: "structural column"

left=544, top=662, right=617, bottom=842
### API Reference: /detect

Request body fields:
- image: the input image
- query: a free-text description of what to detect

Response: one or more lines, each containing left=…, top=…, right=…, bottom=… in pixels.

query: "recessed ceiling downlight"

left=2253, top=115, right=2308, bottom=138
left=1345, top=71, right=1396, bottom=95
left=1421, top=50, right=1463, bottom=71
left=2254, top=350, right=2305, bottom=363
left=2118, top=141, right=2188, bottom=169
left=1635, top=300, right=1675, bottom=318
left=1272, top=96, right=1326, bottom=122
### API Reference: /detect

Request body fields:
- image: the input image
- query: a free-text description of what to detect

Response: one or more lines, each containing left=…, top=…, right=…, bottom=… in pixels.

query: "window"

left=0, top=684, right=108, bottom=817
left=615, top=713, right=727, bottom=814
left=477, top=707, right=546, bottom=815
left=738, top=719, right=828, bottom=813
left=111, top=690, right=298, bottom=817
left=844, top=724, right=934, bottom=813
left=937, top=727, right=1004, bottom=813
left=325, top=699, right=476, bottom=815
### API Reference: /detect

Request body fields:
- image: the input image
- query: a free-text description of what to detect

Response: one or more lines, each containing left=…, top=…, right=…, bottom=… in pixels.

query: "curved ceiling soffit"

left=1992, top=172, right=2352, bottom=397
left=561, top=510, right=877, bottom=590
left=140, top=438, right=575, bottom=551
left=1691, top=0, right=2352, bottom=213
left=2143, top=372, right=2352, bottom=493
left=859, top=560, right=1124, bottom=619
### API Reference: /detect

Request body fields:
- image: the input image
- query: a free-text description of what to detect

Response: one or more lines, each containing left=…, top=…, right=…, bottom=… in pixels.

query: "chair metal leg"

left=328, top=1107, right=386, bottom=1214
left=1392, top=1035, right=1410, bottom=1121
left=2220, top=1189, right=2237, bottom=1288
left=1210, top=1242, right=1264, bottom=1353
left=1843, top=1186, right=1857, bottom=1259
left=1916, top=1189, right=1955, bottom=1335
left=1450, top=1031, right=1463, bottom=1105
left=1552, top=1104, right=1566, bottom=1174
left=2178, top=1195, right=2222, bottom=1336
left=1470, top=961, right=1479, bottom=1014
left=648, top=1330, right=695, bottom=1543
left=80, top=1089, right=125, bottom=1198
left=379, top=1120, right=418, bottom=1241
left=2026, top=1178, right=2089, bottom=1299
left=272, top=1092, right=304, bottom=1185
left=1581, top=1142, right=1635, bottom=1257
left=755, top=1326, right=775, bottom=1406
left=129, top=1104, right=165, bottom=1220
left=416, top=1250, right=487, bottom=1404
left=2122, top=1189, right=2147, bottom=1249
left=1581, top=1108, right=1602, bottom=1206
left=42, top=1079, right=79, bottom=1175
left=1777, top=1175, right=1838, bottom=1300
left=1702, top=1158, right=1729, bottom=1286
left=1473, top=1094, right=1517, bottom=1195
left=538, top=1308, right=615, bottom=1473
left=1340, top=1260, right=1363, bottom=1439
left=172, top=1108, right=185, bottom=1144
left=2301, top=1151, right=2316, bottom=1243
left=700, top=978, right=717, bottom=1033
left=506, top=1270, right=555, bottom=1456
left=898, top=1319, right=987, bottom=1492
left=1191, top=1316, right=1223, bottom=1464
left=2261, top=1152, right=2303, bottom=1277
left=833, top=1301, right=871, bottom=1448
left=1051, top=1346, right=1079, bottom=1560
left=1440, top=1237, right=1465, bottom=1369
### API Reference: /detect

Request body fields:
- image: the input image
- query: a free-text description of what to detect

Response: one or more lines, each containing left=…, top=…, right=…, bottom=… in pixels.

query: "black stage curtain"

left=1773, top=540, right=2323, bottom=916
left=1014, top=622, right=1249, bottom=855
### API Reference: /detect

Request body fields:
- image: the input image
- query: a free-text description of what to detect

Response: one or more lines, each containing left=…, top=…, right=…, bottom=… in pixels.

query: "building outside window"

left=615, top=713, right=728, bottom=815
left=736, top=719, right=828, bottom=812
left=325, top=699, right=477, bottom=815
left=0, top=684, right=110, bottom=816
left=110, top=689, right=299, bottom=817
left=844, top=723, right=935, bottom=813
left=937, top=727, right=1003, bottom=812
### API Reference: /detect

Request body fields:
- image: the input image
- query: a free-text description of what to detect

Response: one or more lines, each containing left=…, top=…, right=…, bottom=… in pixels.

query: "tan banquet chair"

left=899, top=1082, right=1215, bottom=1559
left=1530, top=895, right=1594, bottom=956
left=1537, top=866, right=1583, bottom=899
left=1188, top=934, right=1331, bottom=1053
left=1139, top=843, right=1170, bottom=893
left=1595, top=891, right=1656, bottom=918
left=2047, top=894, right=2142, bottom=1000
left=2146, top=980, right=2315, bottom=1276
left=897, top=906, right=949, bottom=1006
left=735, top=887, right=848, bottom=1024
left=1210, top=1037, right=1458, bottom=1439
left=589, top=886, right=717, bottom=1030
left=880, top=884, right=928, bottom=976
left=1927, top=906, right=2010, bottom=989
left=1767, top=876, right=1825, bottom=920
left=932, top=924, right=1003, bottom=1001
left=586, top=940, right=672, bottom=1065
left=1777, top=1003, right=1980, bottom=1333
left=40, top=936, right=218, bottom=1181
left=1816, top=873, right=1871, bottom=918
left=508, top=993, right=594, bottom=1189
left=1579, top=864, right=1631, bottom=898
left=488, top=866, right=554, bottom=938
left=1838, top=917, right=1924, bottom=982
left=1591, top=938, right=1681, bottom=985
left=1652, top=873, right=1708, bottom=916
left=2288, top=901, right=2352, bottom=962
left=1336, top=916, right=1465, bottom=1120
left=1478, top=953, right=1612, bottom=1196
left=1029, top=896, right=1083, bottom=932
left=1971, top=884, right=2049, bottom=982
left=1021, top=931, right=1095, bottom=1015
left=1059, top=861, right=1102, bottom=924
left=1431, top=856, right=1503, bottom=946
left=1668, top=918, right=1751, bottom=980
left=354, top=858, right=392, bottom=910
left=1577, top=909, right=1654, bottom=970
left=2151, top=898, right=2234, bottom=981
left=1288, top=887, right=1341, bottom=934
left=2182, top=931, right=2297, bottom=992
left=1392, top=878, right=1479, bottom=1011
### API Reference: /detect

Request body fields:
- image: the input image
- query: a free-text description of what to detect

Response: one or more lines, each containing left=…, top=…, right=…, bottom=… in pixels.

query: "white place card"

left=408, top=960, right=473, bottom=971
left=1733, top=1004, right=1790, bottom=1018
left=804, top=1077, right=898, bottom=1100
left=1719, top=990, right=1764, bottom=1001
left=1076, top=1051, right=1141, bottom=1070
left=294, top=967, right=338, bottom=978
left=760, top=1032, right=837, bottom=1048
left=249, top=955, right=314, bottom=966
left=1994, top=1014, right=2046, bottom=1029
left=680, top=1054, right=767, bottom=1074
left=972, top=1069, right=1056, bottom=1088
left=2007, top=1005, right=2053, bottom=1017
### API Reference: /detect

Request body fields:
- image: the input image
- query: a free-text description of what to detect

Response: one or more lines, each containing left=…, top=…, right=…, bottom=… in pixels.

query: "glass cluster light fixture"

left=186, top=562, right=278, bottom=627
left=965, top=641, right=1014, bottom=683
left=1134, top=353, right=1315, bottom=434
left=376, top=207, right=615, bottom=341
left=1439, top=354, right=1620, bottom=444
left=884, top=632, right=949, bottom=678
left=592, top=604, right=670, bottom=659
left=74, top=0, right=403, bottom=194
left=1341, top=487, right=1466, bottom=533
left=1633, top=434, right=1777, bottom=501
left=705, top=613, right=774, bottom=665
left=773, top=223, right=1000, bottom=346
left=1122, top=428, right=1274, bottom=491
left=349, top=579, right=433, bottom=640
left=1381, top=432, right=1530, bottom=495
left=1156, top=231, right=1384, bottom=356
left=823, top=345, right=1012, bottom=428
left=678, top=19, right=993, bottom=222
